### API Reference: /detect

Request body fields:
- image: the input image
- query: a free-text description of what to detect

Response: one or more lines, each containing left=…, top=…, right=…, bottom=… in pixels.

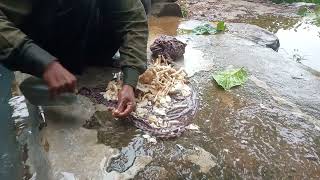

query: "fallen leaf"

left=212, top=68, right=248, bottom=90
left=217, top=21, right=226, bottom=32
left=193, top=24, right=217, bottom=35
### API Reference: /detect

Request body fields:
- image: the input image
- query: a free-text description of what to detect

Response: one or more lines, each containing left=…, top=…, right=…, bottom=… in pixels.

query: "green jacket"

left=0, top=0, right=148, bottom=87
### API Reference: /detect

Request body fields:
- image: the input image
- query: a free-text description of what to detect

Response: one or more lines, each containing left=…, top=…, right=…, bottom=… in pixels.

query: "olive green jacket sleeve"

left=112, top=0, right=148, bottom=88
left=0, top=9, right=56, bottom=77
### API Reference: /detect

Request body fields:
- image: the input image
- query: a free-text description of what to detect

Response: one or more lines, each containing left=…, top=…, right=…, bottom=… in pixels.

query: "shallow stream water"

left=240, top=14, right=320, bottom=72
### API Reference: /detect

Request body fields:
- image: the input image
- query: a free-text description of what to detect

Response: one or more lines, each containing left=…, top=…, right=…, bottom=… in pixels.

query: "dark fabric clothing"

left=0, top=0, right=148, bottom=87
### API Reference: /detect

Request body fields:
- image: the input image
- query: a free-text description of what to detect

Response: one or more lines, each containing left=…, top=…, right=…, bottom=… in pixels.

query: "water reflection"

left=148, top=16, right=181, bottom=42
left=277, top=17, right=320, bottom=71
left=238, top=15, right=320, bottom=72
left=148, top=17, right=215, bottom=76
left=176, top=42, right=214, bottom=77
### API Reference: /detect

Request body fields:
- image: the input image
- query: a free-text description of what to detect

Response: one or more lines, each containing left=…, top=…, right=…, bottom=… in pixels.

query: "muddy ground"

left=178, top=0, right=301, bottom=21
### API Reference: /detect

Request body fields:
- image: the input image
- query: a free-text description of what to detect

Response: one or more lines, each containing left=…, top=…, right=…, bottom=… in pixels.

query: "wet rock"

left=105, top=137, right=148, bottom=175
left=227, top=23, right=280, bottom=51
left=58, top=172, right=77, bottom=180
left=304, top=154, right=318, bottom=161
left=83, top=111, right=114, bottom=129
left=83, top=114, right=101, bottom=129
left=44, top=127, right=112, bottom=180
left=104, top=156, right=153, bottom=180
left=151, top=2, right=183, bottom=17
left=97, top=122, right=138, bottom=148
left=135, top=166, right=169, bottom=180
left=184, top=146, right=217, bottom=173
left=178, top=20, right=280, bottom=51
left=150, top=35, right=187, bottom=60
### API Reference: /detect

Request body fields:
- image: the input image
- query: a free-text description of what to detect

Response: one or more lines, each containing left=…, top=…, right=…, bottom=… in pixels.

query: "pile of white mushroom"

left=103, top=56, right=192, bottom=128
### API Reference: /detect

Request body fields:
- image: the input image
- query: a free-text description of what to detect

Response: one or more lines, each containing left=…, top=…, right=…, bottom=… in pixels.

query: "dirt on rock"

left=178, top=0, right=300, bottom=21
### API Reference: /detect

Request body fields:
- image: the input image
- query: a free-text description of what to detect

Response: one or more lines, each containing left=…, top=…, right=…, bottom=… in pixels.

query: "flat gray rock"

left=227, top=23, right=280, bottom=51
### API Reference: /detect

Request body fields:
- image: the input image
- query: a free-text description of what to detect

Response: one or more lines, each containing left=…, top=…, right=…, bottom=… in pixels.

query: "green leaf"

left=192, top=24, right=217, bottom=35
left=217, top=21, right=226, bottom=31
left=212, top=68, right=248, bottom=90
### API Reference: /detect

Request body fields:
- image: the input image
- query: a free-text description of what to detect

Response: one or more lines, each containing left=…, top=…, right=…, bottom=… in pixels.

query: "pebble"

left=304, top=154, right=318, bottom=161
left=241, top=140, right=248, bottom=145
left=186, top=124, right=200, bottom=130
left=142, top=134, right=157, bottom=144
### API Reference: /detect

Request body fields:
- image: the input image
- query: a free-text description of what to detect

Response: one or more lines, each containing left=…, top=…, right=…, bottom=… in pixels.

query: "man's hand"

left=43, top=61, right=77, bottom=97
left=113, top=85, right=136, bottom=118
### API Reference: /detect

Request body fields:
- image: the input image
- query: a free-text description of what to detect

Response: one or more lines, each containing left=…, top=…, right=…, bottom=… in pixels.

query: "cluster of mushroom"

left=103, top=56, right=192, bottom=128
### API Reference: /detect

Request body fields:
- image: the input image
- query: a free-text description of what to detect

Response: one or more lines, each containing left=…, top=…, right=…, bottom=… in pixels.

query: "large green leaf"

left=192, top=24, right=217, bottom=35
left=217, top=21, right=226, bottom=31
left=212, top=68, right=248, bottom=90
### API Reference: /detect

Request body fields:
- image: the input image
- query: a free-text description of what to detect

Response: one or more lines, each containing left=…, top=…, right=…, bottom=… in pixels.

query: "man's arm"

left=110, top=0, right=148, bottom=117
left=0, top=10, right=76, bottom=96
left=111, top=0, right=148, bottom=88
left=0, top=9, right=56, bottom=77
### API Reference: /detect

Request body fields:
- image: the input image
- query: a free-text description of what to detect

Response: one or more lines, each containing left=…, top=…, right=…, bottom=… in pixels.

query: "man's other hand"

left=113, top=85, right=136, bottom=118
left=43, top=61, right=77, bottom=97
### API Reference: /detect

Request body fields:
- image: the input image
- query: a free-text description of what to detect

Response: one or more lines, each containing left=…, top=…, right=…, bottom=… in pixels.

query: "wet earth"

left=9, top=2, right=320, bottom=180
left=178, top=0, right=300, bottom=21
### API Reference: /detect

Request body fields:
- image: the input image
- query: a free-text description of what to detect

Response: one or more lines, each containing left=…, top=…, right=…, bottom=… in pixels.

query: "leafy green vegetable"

left=192, top=24, right=217, bottom=35
left=217, top=21, right=226, bottom=31
left=212, top=68, right=248, bottom=90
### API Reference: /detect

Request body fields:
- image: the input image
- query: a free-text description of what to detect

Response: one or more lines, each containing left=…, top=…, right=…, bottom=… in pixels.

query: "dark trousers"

left=22, top=0, right=120, bottom=74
